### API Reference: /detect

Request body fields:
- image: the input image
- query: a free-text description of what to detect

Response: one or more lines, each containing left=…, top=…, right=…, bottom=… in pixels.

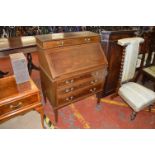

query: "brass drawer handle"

left=65, top=87, right=74, bottom=93
left=57, top=41, right=64, bottom=47
left=87, top=38, right=91, bottom=41
left=90, top=88, right=97, bottom=92
left=65, top=79, right=74, bottom=84
left=10, top=102, right=23, bottom=110
left=90, top=79, right=98, bottom=84
left=84, top=38, right=91, bottom=42
left=66, top=96, right=74, bottom=101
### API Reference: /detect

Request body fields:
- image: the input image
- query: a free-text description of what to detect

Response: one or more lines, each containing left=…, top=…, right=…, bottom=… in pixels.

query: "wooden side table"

left=0, top=36, right=39, bottom=78
left=0, top=76, right=44, bottom=128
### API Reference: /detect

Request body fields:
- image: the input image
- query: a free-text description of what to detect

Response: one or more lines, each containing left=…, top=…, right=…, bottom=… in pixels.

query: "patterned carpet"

left=43, top=94, right=155, bottom=129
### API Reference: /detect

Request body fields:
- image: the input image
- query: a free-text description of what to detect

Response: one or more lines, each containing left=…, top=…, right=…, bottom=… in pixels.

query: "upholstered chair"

left=117, top=37, right=155, bottom=120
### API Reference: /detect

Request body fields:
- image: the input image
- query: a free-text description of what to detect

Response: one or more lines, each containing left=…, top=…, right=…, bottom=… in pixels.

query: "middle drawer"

left=57, top=69, right=105, bottom=88
left=57, top=79, right=99, bottom=95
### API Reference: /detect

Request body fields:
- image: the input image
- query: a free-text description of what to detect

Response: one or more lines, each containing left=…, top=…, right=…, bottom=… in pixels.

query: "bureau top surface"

left=0, top=76, right=39, bottom=104
left=36, top=31, right=99, bottom=42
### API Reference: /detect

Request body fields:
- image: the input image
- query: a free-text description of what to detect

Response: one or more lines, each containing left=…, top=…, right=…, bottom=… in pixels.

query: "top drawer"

left=37, top=36, right=100, bottom=49
left=57, top=69, right=106, bottom=88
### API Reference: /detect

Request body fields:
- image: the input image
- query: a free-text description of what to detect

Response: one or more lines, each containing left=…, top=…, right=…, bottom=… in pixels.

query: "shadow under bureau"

left=36, top=31, right=108, bottom=122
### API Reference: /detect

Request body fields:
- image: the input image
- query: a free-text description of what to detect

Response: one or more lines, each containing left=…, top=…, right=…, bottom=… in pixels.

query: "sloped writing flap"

left=47, top=43, right=107, bottom=79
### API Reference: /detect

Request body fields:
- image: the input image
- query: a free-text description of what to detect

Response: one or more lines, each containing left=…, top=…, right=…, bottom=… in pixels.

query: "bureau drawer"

left=38, top=36, right=100, bottom=49
left=57, top=84, right=102, bottom=105
left=0, top=94, right=39, bottom=116
left=58, top=73, right=92, bottom=87
left=58, top=69, right=105, bottom=88
left=57, top=79, right=100, bottom=95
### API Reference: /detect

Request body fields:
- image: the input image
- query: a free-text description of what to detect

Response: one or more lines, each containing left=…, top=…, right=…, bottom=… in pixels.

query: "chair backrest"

left=118, top=37, right=144, bottom=83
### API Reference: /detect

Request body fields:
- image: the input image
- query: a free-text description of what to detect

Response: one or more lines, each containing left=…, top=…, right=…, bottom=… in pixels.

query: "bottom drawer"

left=58, top=84, right=102, bottom=105
left=0, top=94, right=39, bottom=116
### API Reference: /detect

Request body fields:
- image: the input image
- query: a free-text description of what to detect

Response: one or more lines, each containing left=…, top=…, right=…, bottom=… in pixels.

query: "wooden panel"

left=40, top=36, right=100, bottom=49
left=0, top=76, right=38, bottom=101
left=36, top=31, right=99, bottom=49
left=101, top=30, right=136, bottom=43
left=40, top=69, right=57, bottom=107
left=47, top=43, right=107, bottom=79
left=101, top=30, right=136, bottom=96
left=0, top=77, right=18, bottom=99
left=103, top=43, right=123, bottom=93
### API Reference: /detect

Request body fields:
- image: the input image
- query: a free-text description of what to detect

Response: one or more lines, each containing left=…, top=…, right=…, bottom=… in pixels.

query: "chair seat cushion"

left=143, top=66, right=155, bottom=78
left=118, top=82, right=155, bottom=112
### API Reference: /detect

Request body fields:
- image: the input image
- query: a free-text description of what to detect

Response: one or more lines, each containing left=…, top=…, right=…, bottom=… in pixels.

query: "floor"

left=1, top=52, right=155, bottom=129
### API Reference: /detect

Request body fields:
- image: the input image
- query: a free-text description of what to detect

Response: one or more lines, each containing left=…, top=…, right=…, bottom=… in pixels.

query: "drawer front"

left=58, top=80, right=100, bottom=95
left=58, top=69, right=105, bottom=88
left=0, top=94, right=39, bottom=116
left=58, top=73, right=92, bottom=87
left=57, top=84, right=102, bottom=106
left=41, top=36, right=100, bottom=49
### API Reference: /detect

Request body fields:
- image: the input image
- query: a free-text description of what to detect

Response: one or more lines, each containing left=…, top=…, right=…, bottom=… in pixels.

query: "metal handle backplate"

left=90, top=88, right=97, bottom=92
left=10, top=102, right=23, bottom=109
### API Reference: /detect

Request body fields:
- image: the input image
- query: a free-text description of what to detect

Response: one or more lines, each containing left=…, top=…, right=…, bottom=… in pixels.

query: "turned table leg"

left=27, top=53, right=40, bottom=75
left=96, top=92, right=102, bottom=104
left=41, top=81, right=47, bottom=104
left=54, top=109, right=58, bottom=123
left=0, top=70, right=9, bottom=78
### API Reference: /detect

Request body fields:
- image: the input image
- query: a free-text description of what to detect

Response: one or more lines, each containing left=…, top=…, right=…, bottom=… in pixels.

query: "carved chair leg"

left=27, top=53, right=40, bottom=75
left=148, top=105, right=153, bottom=112
left=130, top=111, right=137, bottom=121
left=134, top=71, right=141, bottom=82
left=142, top=74, right=147, bottom=85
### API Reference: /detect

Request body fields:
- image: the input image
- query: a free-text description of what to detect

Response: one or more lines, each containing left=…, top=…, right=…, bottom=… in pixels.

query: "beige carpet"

left=0, top=111, right=43, bottom=129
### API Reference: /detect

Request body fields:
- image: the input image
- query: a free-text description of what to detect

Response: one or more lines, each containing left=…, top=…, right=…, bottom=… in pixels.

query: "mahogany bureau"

left=0, top=76, right=44, bottom=128
left=36, top=31, right=108, bottom=122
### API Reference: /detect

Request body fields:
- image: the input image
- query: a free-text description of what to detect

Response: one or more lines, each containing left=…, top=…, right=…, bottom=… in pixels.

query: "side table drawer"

left=0, top=94, right=39, bottom=116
